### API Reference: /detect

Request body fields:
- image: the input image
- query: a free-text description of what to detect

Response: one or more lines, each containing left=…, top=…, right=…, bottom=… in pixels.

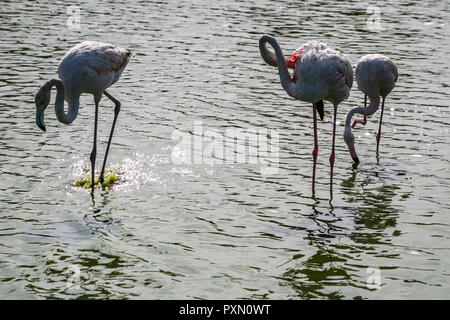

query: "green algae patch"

left=75, top=168, right=123, bottom=189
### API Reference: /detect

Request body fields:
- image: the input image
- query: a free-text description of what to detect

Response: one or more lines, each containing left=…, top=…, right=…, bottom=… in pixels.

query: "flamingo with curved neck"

left=35, top=78, right=80, bottom=129
left=35, top=41, right=132, bottom=193
left=259, top=35, right=353, bottom=193
left=343, top=54, right=398, bottom=163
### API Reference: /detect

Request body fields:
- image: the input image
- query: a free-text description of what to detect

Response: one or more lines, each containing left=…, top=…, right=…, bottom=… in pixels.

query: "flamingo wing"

left=387, top=58, right=398, bottom=83
left=78, top=42, right=131, bottom=80
left=58, top=41, right=132, bottom=95
left=344, top=58, right=354, bottom=89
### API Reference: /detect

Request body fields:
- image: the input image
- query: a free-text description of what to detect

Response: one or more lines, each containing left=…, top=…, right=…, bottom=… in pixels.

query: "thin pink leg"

left=329, top=104, right=337, bottom=194
left=376, top=97, right=386, bottom=155
left=312, top=103, right=318, bottom=192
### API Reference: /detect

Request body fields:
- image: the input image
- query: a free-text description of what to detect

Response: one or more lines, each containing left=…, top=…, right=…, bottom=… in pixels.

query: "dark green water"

left=0, top=0, right=449, bottom=299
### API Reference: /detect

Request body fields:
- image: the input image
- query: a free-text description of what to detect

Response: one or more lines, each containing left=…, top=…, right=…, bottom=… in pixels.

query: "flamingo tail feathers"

left=316, top=100, right=324, bottom=121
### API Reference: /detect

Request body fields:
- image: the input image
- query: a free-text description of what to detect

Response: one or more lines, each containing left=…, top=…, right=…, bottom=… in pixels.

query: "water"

left=1, top=0, right=449, bottom=299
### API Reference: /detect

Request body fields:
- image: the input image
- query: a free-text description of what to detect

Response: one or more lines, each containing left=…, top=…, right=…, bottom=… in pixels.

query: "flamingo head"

left=35, top=85, right=50, bottom=132
left=343, top=128, right=359, bottom=164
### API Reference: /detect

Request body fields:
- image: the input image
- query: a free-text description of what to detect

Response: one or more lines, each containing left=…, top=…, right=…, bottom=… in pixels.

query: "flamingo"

left=259, top=35, right=353, bottom=193
left=343, top=54, right=398, bottom=163
left=34, top=41, right=132, bottom=193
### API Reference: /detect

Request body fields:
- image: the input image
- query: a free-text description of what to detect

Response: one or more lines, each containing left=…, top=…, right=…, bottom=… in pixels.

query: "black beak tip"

left=352, top=156, right=359, bottom=164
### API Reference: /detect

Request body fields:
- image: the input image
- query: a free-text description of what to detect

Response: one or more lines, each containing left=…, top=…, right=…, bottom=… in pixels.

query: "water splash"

left=70, top=149, right=208, bottom=192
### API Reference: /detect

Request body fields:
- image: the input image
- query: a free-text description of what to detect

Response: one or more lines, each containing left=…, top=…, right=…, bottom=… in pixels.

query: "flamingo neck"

left=259, top=36, right=296, bottom=98
left=259, top=38, right=278, bottom=67
left=345, top=94, right=380, bottom=129
left=49, top=79, right=79, bottom=125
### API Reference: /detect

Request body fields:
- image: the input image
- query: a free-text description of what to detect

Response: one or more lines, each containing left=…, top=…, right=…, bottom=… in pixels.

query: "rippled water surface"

left=1, top=0, right=449, bottom=299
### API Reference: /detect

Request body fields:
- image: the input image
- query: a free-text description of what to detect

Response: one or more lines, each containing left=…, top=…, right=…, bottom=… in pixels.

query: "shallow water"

left=0, top=0, right=449, bottom=299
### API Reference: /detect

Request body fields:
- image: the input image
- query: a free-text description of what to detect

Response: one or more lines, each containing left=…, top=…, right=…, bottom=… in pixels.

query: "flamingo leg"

left=329, top=104, right=337, bottom=194
left=99, top=91, right=121, bottom=184
left=376, top=96, right=386, bottom=155
left=90, top=99, right=100, bottom=193
left=351, top=94, right=368, bottom=128
left=312, top=103, right=318, bottom=192
left=351, top=116, right=367, bottom=128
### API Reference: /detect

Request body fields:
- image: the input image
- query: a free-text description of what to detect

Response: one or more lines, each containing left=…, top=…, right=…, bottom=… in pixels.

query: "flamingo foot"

left=351, top=116, right=367, bottom=128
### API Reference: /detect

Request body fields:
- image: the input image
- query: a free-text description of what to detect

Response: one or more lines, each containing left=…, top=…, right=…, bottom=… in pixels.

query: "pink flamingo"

left=343, top=54, right=398, bottom=163
left=259, top=35, right=353, bottom=193
left=34, top=41, right=132, bottom=192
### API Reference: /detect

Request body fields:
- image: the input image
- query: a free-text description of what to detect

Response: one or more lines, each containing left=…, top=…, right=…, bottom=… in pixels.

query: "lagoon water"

left=0, top=0, right=449, bottom=299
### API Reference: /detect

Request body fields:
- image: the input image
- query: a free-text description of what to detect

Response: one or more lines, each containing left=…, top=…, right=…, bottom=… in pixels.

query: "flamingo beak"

left=346, top=139, right=359, bottom=164
left=349, top=145, right=359, bottom=163
left=36, top=106, right=46, bottom=132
